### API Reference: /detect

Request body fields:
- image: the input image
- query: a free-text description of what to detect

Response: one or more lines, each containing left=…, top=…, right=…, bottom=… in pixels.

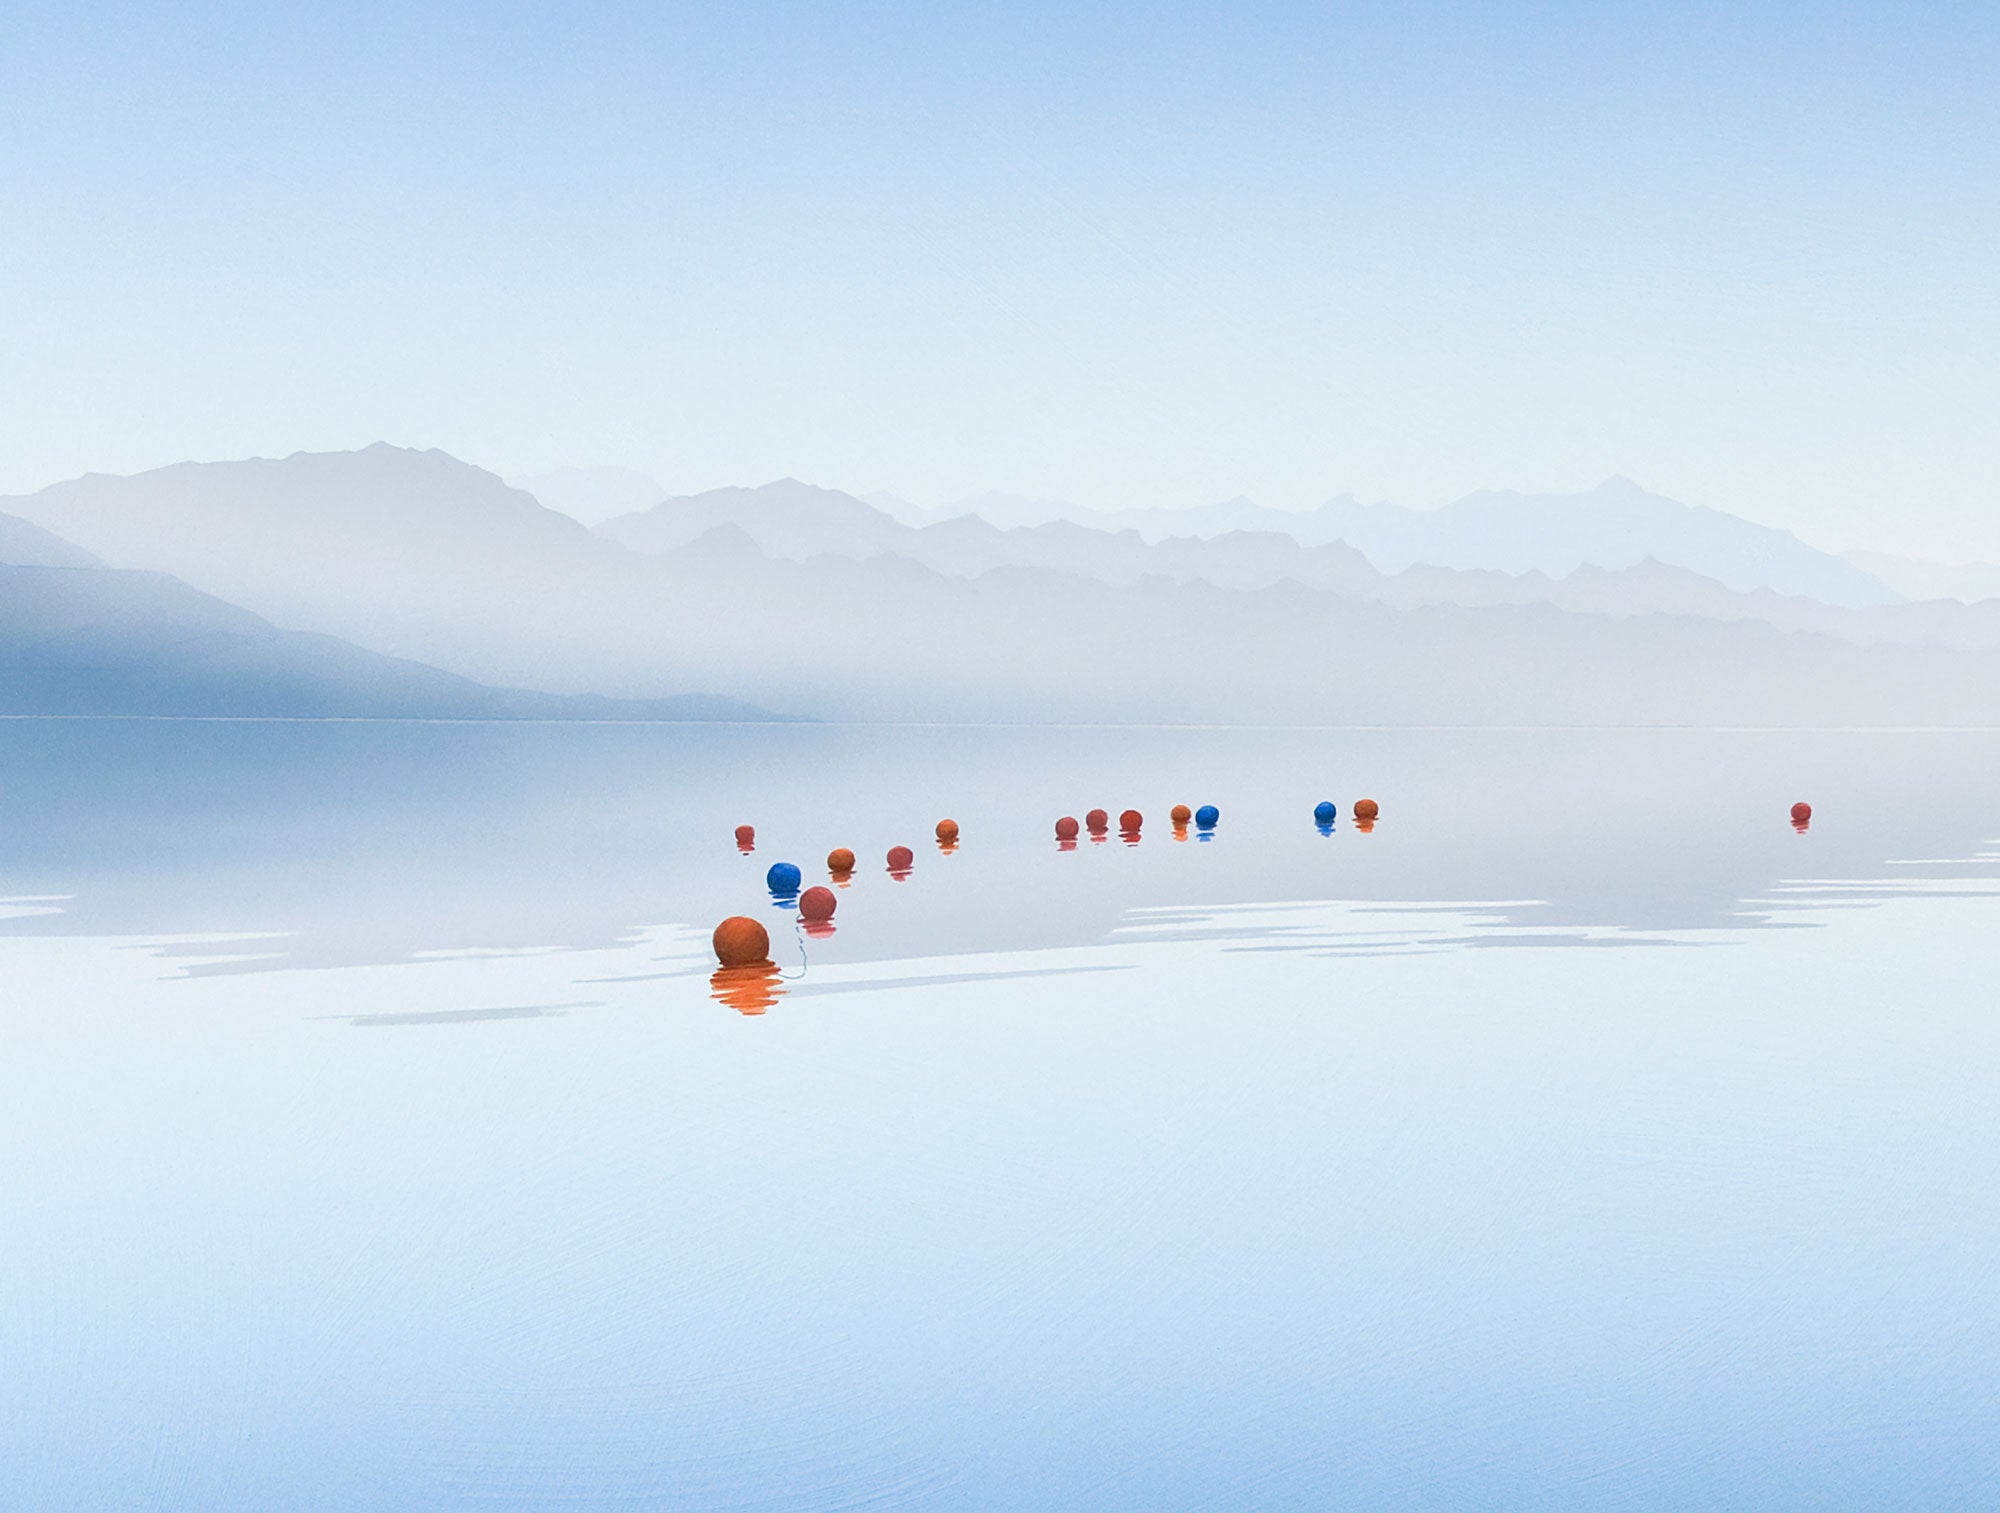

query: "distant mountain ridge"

left=868, top=478, right=1898, bottom=608
left=0, top=500, right=776, bottom=720
left=17, top=445, right=2000, bottom=727
left=596, top=478, right=2000, bottom=648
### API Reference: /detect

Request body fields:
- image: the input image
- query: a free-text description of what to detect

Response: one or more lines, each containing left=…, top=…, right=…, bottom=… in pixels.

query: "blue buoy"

left=765, top=861, right=802, bottom=896
left=1313, top=800, right=1337, bottom=826
left=1195, top=804, right=1219, bottom=830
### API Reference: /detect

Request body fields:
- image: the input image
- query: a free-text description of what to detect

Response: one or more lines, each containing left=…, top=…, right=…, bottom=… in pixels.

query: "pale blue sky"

left=4, top=1, right=1996, bottom=556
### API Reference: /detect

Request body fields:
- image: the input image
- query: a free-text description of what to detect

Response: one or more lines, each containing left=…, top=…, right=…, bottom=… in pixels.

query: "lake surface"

left=3, top=720, right=1998, bottom=1509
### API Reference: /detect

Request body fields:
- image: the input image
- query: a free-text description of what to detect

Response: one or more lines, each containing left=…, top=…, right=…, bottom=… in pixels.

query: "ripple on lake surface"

left=3, top=723, right=1998, bottom=1509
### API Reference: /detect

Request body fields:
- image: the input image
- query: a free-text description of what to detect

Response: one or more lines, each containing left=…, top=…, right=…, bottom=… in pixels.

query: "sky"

left=4, top=1, right=1997, bottom=559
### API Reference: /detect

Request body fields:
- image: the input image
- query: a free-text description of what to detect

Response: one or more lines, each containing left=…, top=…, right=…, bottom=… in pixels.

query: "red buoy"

left=734, top=824, right=756, bottom=851
left=1791, top=802, right=1812, bottom=824
left=1085, top=808, right=1109, bottom=833
left=1119, top=809, right=1143, bottom=833
left=887, top=845, right=914, bottom=871
left=799, top=886, right=836, bottom=922
left=712, top=915, right=771, bottom=968
left=1055, top=815, right=1080, bottom=840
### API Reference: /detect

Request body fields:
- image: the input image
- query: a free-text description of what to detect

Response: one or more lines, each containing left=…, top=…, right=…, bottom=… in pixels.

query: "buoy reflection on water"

left=711, top=962, right=785, bottom=1015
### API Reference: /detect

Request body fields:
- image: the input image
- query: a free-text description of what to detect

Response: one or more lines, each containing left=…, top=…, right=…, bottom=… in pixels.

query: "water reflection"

left=709, top=961, right=786, bottom=1015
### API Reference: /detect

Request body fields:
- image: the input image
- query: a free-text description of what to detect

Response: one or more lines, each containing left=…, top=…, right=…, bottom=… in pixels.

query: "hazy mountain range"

left=7, top=445, right=2000, bottom=725
left=0, top=484, right=769, bottom=720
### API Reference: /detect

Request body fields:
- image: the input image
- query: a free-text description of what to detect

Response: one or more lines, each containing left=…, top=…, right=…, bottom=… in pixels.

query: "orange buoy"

left=1085, top=808, right=1109, bottom=833
left=936, top=818, right=959, bottom=842
left=1055, top=815, right=1080, bottom=840
left=1791, top=802, right=1812, bottom=824
left=712, top=915, right=771, bottom=968
left=1170, top=804, right=1192, bottom=824
left=827, top=847, right=856, bottom=874
left=1119, top=809, right=1142, bottom=832
left=734, top=824, right=755, bottom=851
left=1354, top=798, right=1380, bottom=821
left=799, top=886, right=836, bottom=922
left=887, top=845, right=914, bottom=871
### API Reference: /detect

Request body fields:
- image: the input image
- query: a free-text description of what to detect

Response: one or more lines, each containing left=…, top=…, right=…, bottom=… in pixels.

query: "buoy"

left=1195, top=804, right=1219, bottom=829
left=936, top=818, right=959, bottom=842
left=1791, top=802, right=1812, bottom=824
left=827, top=847, right=856, bottom=874
left=1170, top=804, right=1191, bottom=824
left=734, top=824, right=755, bottom=852
left=1314, top=800, right=1336, bottom=826
left=1354, top=798, right=1379, bottom=821
left=1055, top=815, right=1080, bottom=841
left=799, top=885, right=836, bottom=922
left=765, top=861, right=802, bottom=895
left=1119, top=809, right=1143, bottom=833
left=887, top=845, right=914, bottom=871
left=1085, top=808, right=1109, bottom=833
left=712, top=915, right=771, bottom=968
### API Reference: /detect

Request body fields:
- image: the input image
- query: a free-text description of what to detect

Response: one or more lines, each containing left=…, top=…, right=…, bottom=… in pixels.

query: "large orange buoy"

left=1119, top=809, right=1143, bottom=833
left=827, top=847, right=856, bottom=874
left=799, top=885, right=836, bottom=922
left=1354, top=798, right=1380, bottom=821
left=1791, top=802, right=1812, bottom=824
left=1085, top=808, right=1109, bottom=833
left=712, top=915, right=771, bottom=968
left=887, top=844, right=914, bottom=872
left=936, top=818, right=959, bottom=842
left=1055, top=815, right=1080, bottom=841
left=1170, top=804, right=1191, bottom=824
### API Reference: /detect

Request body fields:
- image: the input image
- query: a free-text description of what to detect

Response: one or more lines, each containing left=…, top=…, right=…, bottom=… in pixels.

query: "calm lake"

left=3, top=720, right=1997, bottom=1510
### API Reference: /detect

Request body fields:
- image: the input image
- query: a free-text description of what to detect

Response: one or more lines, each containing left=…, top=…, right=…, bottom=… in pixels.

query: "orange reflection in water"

left=1354, top=817, right=1377, bottom=834
left=1172, top=821, right=1189, bottom=842
left=710, top=962, right=786, bottom=1016
left=1793, top=817, right=1811, bottom=834
left=936, top=838, right=960, bottom=855
left=830, top=868, right=855, bottom=887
